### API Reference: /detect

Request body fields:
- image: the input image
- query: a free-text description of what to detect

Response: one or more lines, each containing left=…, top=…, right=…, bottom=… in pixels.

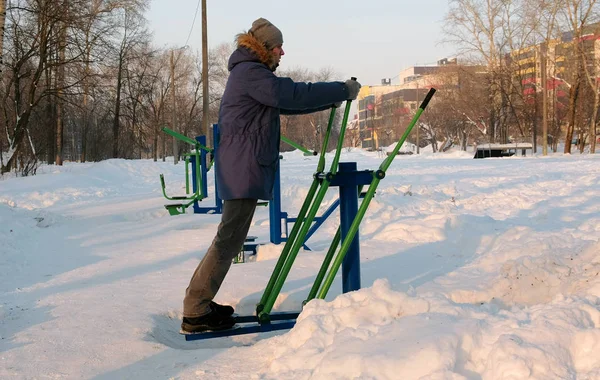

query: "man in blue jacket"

left=182, top=18, right=361, bottom=333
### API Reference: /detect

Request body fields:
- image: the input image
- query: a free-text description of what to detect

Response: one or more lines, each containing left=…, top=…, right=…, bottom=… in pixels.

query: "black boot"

left=181, top=309, right=236, bottom=334
left=210, top=301, right=234, bottom=316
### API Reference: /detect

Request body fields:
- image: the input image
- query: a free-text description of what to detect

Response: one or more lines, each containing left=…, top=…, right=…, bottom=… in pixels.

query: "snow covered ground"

left=1, top=149, right=599, bottom=379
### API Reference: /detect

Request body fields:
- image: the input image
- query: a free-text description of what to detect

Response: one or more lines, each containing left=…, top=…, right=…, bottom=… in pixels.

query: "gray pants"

left=183, top=199, right=258, bottom=317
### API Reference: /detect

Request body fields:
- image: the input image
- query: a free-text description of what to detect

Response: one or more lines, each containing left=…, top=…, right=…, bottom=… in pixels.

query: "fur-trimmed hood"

left=228, top=32, right=278, bottom=72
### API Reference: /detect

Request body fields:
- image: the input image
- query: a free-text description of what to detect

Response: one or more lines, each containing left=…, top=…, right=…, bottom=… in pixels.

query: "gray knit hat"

left=249, top=18, right=283, bottom=49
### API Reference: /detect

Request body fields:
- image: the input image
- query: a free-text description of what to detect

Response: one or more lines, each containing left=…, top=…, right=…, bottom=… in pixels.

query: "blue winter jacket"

left=216, top=33, right=350, bottom=200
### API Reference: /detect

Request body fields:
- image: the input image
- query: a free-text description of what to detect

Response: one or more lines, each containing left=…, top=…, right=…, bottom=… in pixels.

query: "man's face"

left=271, top=45, right=285, bottom=66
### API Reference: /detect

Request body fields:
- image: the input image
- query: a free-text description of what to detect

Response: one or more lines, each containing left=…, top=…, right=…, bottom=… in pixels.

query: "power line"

left=183, top=0, right=202, bottom=48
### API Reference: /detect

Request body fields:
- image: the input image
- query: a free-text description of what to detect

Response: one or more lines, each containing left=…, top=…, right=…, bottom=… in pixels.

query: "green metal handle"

left=256, top=178, right=320, bottom=315
left=281, top=136, right=317, bottom=156
left=258, top=93, right=355, bottom=320
left=317, top=108, right=337, bottom=173
left=257, top=106, right=340, bottom=315
left=259, top=180, right=332, bottom=321
left=161, top=126, right=212, bottom=152
left=256, top=104, right=336, bottom=316
left=317, top=88, right=436, bottom=299
left=380, top=88, right=436, bottom=173
left=330, top=100, right=353, bottom=174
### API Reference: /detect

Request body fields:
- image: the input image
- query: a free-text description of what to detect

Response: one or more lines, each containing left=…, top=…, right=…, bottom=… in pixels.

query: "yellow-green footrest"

left=165, top=203, right=186, bottom=216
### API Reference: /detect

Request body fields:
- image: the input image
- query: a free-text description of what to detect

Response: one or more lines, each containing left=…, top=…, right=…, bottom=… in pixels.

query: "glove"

left=333, top=101, right=343, bottom=108
left=344, top=79, right=361, bottom=100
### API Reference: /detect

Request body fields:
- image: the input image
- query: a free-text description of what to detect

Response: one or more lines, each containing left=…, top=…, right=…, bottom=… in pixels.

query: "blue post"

left=270, top=158, right=283, bottom=244
left=213, top=124, right=222, bottom=214
left=338, top=162, right=361, bottom=293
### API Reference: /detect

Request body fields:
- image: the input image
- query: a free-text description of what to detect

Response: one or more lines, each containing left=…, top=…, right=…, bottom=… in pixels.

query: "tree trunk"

left=153, top=124, right=158, bottom=161
left=1, top=110, right=34, bottom=174
left=113, top=55, right=124, bottom=158
left=81, top=42, right=91, bottom=162
left=45, top=65, right=56, bottom=164
left=161, top=130, right=166, bottom=161
left=56, top=70, right=64, bottom=165
left=590, top=91, right=598, bottom=154
left=82, top=92, right=89, bottom=162
left=565, top=79, right=580, bottom=154
left=55, top=1, right=67, bottom=165
left=0, top=0, right=5, bottom=76
left=2, top=5, right=51, bottom=174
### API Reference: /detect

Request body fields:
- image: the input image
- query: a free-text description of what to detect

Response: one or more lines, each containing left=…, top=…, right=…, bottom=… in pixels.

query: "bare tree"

left=444, top=0, right=513, bottom=143
left=559, top=0, right=599, bottom=153
left=1, top=0, right=65, bottom=174
left=108, top=2, right=149, bottom=158
left=0, top=0, right=5, bottom=76
left=278, top=66, right=343, bottom=152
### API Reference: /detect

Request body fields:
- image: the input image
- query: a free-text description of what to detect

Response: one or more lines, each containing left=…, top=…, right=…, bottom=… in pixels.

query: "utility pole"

left=541, top=43, right=548, bottom=156
left=171, top=50, right=178, bottom=164
left=201, top=0, right=210, bottom=148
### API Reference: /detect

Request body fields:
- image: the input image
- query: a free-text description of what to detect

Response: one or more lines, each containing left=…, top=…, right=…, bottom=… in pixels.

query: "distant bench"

left=474, top=143, right=533, bottom=159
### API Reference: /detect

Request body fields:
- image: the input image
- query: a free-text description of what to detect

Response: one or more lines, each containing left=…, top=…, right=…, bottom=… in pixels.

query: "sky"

left=2, top=145, right=600, bottom=378
left=145, top=0, right=457, bottom=86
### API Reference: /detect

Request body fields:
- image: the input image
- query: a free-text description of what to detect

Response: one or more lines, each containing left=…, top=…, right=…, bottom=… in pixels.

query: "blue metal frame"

left=269, top=158, right=284, bottom=244
left=288, top=199, right=341, bottom=250
left=268, top=157, right=344, bottom=251
left=332, top=162, right=366, bottom=292
left=184, top=320, right=297, bottom=341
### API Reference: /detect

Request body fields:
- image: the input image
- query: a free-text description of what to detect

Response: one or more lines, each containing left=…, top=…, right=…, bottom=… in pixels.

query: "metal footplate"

left=183, top=311, right=300, bottom=341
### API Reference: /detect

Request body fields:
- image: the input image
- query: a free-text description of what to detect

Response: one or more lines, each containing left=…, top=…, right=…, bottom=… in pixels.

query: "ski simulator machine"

left=163, top=81, right=436, bottom=340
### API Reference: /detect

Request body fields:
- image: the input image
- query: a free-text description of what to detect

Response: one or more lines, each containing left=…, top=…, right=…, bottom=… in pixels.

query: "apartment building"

left=356, top=59, right=454, bottom=150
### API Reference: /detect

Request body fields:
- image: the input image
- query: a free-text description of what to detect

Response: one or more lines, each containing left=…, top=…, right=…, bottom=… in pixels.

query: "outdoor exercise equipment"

left=159, top=126, right=222, bottom=215
left=184, top=83, right=437, bottom=341
left=160, top=125, right=344, bottom=252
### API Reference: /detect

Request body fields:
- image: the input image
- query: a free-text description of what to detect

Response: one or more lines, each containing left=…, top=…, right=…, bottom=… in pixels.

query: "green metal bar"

left=195, top=147, right=204, bottom=198
left=305, top=185, right=363, bottom=303
left=256, top=108, right=338, bottom=314
left=159, top=149, right=203, bottom=202
left=316, top=88, right=436, bottom=299
left=318, top=108, right=337, bottom=172
left=305, top=226, right=341, bottom=302
left=281, top=136, right=316, bottom=156
left=380, top=88, right=436, bottom=172
left=330, top=101, right=353, bottom=174
left=258, top=99, right=354, bottom=321
left=161, top=126, right=212, bottom=152
left=259, top=180, right=332, bottom=321
left=256, top=178, right=320, bottom=313
left=160, top=174, right=193, bottom=201
left=185, top=157, right=190, bottom=194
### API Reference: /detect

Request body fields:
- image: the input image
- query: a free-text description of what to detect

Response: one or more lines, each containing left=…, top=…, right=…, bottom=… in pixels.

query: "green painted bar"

left=256, top=108, right=337, bottom=314
left=259, top=101, right=354, bottom=320
left=305, top=226, right=341, bottom=303
left=281, top=135, right=314, bottom=156
left=316, top=88, right=436, bottom=299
